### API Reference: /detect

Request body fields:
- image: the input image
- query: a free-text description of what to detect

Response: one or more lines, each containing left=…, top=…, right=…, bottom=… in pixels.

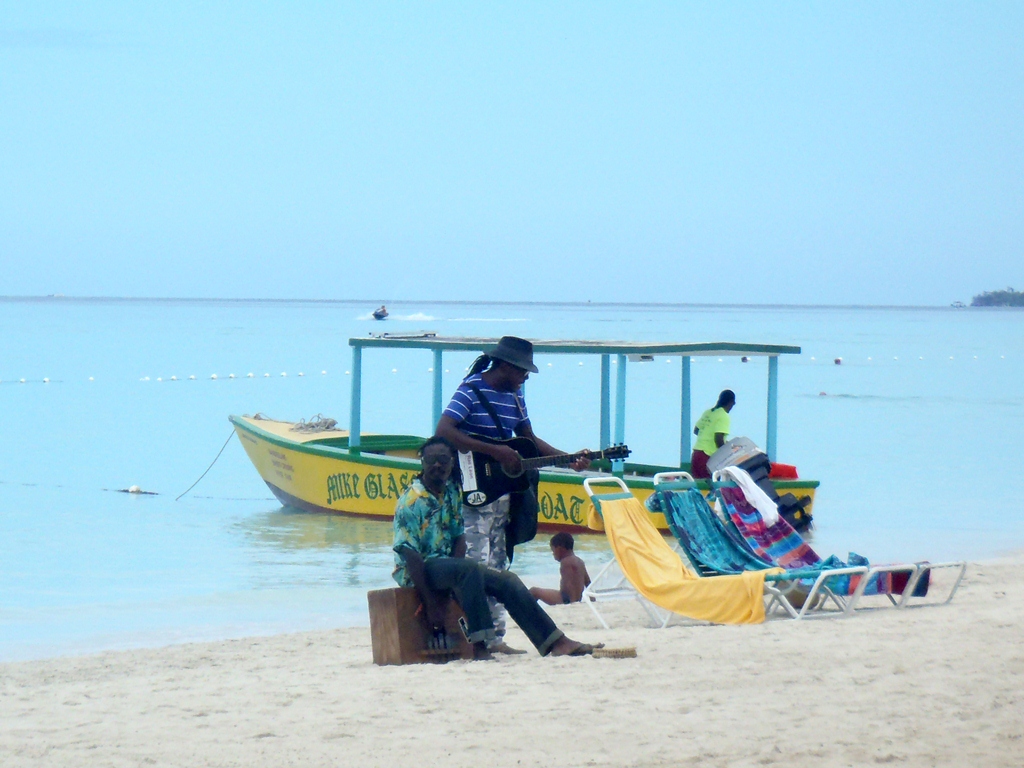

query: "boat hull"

left=230, top=415, right=818, bottom=533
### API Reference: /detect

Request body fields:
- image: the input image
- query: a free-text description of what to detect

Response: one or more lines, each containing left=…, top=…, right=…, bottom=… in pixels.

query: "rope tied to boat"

left=175, top=430, right=236, bottom=501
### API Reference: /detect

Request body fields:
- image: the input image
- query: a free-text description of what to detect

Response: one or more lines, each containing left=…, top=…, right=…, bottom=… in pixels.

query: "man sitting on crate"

left=393, top=436, right=599, bottom=660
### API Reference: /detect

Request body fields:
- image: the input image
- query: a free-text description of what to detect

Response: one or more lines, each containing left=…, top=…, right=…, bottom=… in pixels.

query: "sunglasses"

left=421, top=453, right=454, bottom=466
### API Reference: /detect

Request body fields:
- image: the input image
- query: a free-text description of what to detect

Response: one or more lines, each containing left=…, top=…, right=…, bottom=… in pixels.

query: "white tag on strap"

left=459, top=451, right=478, bottom=491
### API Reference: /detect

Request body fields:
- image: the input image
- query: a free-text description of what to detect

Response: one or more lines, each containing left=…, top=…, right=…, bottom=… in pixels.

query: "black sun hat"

left=487, top=336, right=539, bottom=373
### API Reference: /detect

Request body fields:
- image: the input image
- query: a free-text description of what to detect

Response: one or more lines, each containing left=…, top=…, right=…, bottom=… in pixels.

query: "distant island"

left=971, top=288, right=1024, bottom=307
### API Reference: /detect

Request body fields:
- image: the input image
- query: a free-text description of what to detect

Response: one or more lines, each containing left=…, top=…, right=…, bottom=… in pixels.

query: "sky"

left=1, top=2, right=1022, bottom=305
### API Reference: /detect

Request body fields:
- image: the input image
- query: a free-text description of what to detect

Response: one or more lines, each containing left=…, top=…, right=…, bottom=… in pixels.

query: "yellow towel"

left=592, top=496, right=772, bottom=625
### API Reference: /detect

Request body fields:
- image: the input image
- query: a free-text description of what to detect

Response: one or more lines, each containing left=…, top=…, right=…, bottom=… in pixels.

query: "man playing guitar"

left=434, top=336, right=590, bottom=654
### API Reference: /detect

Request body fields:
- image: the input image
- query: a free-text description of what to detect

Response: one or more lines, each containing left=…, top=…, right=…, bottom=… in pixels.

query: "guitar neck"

left=518, top=449, right=612, bottom=471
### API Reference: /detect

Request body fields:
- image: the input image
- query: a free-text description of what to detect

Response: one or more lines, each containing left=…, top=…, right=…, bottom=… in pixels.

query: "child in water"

left=529, top=532, right=591, bottom=605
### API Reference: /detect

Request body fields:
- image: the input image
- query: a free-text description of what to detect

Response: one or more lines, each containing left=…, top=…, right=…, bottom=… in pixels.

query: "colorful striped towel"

left=660, top=487, right=775, bottom=575
left=718, top=486, right=928, bottom=598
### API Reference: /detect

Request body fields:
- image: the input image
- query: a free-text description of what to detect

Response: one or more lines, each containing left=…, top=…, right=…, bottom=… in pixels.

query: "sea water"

left=1, top=298, right=1022, bottom=660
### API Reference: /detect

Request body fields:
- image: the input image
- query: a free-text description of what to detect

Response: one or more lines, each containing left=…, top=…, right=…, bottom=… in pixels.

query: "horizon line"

left=0, top=295, right=999, bottom=311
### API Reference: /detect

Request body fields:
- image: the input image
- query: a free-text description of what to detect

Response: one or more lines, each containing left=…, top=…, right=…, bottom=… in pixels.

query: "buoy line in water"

left=0, top=354, right=1013, bottom=386
left=142, top=370, right=327, bottom=382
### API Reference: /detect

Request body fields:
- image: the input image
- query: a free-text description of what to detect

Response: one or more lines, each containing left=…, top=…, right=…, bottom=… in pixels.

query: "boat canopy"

left=348, top=334, right=801, bottom=469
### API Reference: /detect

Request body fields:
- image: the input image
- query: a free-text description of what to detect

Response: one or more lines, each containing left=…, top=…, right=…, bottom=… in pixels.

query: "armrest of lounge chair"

left=764, top=568, right=835, bottom=582
left=583, top=476, right=631, bottom=498
left=653, top=471, right=696, bottom=491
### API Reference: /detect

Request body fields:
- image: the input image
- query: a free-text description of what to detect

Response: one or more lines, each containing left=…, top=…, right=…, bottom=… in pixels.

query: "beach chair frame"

left=846, top=560, right=966, bottom=612
left=584, top=476, right=855, bottom=626
left=581, top=477, right=674, bottom=629
left=764, top=566, right=870, bottom=619
left=581, top=556, right=674, bottom=629
left=704, top=472, right=966, bottom=615
left=900, top=561, right=967, bottom=606
left=843, top=563, right=920, bottom=615
left=654, top=473, right=868, bottom=620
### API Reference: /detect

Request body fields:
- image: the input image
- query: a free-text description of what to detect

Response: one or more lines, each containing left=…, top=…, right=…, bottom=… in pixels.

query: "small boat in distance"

left=372, top=305, right=388, bottom=320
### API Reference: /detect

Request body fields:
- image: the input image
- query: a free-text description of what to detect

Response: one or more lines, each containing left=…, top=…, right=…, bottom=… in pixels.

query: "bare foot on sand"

left=549, top=637, right=604, bottom=657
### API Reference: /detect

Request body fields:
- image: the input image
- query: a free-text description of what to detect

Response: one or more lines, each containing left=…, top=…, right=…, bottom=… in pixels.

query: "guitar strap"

left=466, top=382, right=538, bottom=562
left=466, top=383, right=510, bottom=440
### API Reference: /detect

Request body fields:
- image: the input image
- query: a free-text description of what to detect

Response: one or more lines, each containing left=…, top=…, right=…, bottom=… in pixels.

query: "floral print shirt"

left=392, top=479, right=464, bottom=587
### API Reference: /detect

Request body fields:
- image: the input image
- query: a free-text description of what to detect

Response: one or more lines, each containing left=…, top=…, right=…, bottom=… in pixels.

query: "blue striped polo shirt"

left=442, top=373, right=531, bottom=441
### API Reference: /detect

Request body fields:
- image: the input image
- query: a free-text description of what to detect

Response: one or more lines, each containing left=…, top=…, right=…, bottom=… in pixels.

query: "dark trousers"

left=690, top=449, right=711, bottom=479
left=423, top=557, right=564, bottom=655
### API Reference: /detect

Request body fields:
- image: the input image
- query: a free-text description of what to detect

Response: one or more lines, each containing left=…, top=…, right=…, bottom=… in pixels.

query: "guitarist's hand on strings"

left=524, top=425, right=592, bottom=472
left=490, top=444, right=524, bottom=476
left=569, top=451, right=592, bottom=472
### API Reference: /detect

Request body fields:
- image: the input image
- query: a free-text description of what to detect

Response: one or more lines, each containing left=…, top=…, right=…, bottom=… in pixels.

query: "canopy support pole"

left=613, top=354, right=627, bottom=475
left=350, top=345, right=362, bottom=454
left=679, top=355, right=691, bottom=467
left=432, top=349, right=443, bottom=431
left=599, top=354, right=611, bottom=449
left=766, top=355, right=778, bottom=462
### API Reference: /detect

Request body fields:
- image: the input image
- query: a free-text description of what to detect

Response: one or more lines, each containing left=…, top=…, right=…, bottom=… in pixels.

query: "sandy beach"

left=2, top=559, right=1021, bottom=768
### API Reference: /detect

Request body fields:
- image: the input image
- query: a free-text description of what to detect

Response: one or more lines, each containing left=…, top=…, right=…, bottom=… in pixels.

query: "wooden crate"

left=367, top=587, right=475, bottom=666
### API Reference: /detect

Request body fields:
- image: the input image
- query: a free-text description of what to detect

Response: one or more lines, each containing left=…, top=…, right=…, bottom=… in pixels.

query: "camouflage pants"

left=462, top=495, right=510, bottom=643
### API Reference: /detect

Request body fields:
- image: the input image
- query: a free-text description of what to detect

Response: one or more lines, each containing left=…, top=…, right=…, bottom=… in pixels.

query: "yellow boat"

left=231, top=335, right=818, bottom=533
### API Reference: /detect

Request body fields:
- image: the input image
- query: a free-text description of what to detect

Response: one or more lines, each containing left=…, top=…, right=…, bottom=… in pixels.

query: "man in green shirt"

left=691, top=389, right=735, bottom=478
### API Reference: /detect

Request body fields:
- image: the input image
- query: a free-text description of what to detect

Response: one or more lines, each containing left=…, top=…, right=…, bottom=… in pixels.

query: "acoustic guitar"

left=458, top=436, right=631, bottom=507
